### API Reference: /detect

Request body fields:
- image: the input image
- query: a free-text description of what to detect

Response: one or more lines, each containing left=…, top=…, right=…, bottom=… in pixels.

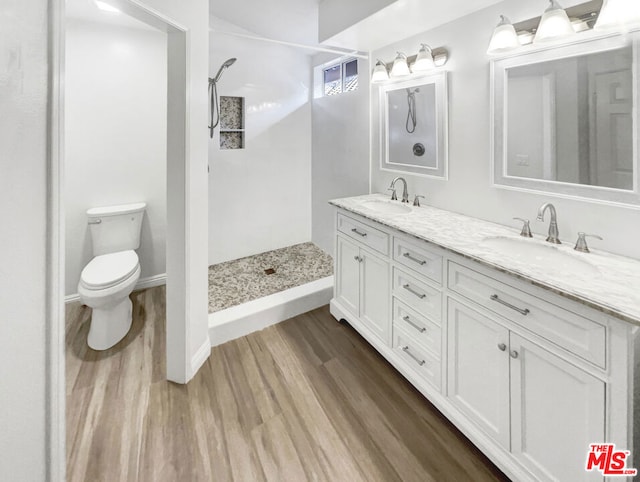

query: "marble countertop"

left=330, top=193, right=640, bottom=327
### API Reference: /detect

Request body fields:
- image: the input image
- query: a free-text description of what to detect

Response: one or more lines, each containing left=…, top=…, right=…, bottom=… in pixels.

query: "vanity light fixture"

left=534, top=0, right=575, bottom=43
left=487, top=0, right=607, bottom=55
left=371, top=59, right=390, bottom=83
left=595, top=0, right=640, bottom=30
left=371, top=46, right=448, bottom=82
left=390, top=52, right=411, bottom=77
left=487, top=15, right=520, bottom=54
left=95, top=0, right=121, bottom=13
left=411, top=44, right=436, bottom=72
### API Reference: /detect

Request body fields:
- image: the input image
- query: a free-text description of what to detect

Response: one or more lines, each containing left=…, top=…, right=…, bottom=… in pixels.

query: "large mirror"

left=492, top=34, right=640, bottom=204
left=380, top=72, right=448, bottom=178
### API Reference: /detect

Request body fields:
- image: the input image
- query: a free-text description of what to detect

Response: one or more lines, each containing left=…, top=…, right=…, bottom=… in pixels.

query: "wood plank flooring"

left=66, top=286, right=510, bottom=482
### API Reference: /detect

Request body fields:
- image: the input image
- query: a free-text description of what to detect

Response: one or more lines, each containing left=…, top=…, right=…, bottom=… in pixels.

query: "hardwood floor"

left=66, top=286, right=510, bottom=482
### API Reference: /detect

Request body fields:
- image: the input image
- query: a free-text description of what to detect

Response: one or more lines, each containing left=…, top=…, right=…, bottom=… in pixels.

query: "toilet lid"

left=80, top=250, right=139, bottom=289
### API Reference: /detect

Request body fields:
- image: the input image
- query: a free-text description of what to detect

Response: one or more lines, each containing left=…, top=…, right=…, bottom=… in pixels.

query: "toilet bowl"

left=78, top=250, right=141, bottom=350
left=78, top=202, right=146, bottom=350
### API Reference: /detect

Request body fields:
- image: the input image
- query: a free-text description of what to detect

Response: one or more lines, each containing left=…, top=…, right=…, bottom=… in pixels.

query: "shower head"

left=212, top=57, right=237, bottom=83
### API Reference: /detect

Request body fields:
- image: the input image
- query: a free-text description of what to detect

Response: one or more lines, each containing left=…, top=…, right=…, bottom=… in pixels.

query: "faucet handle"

left=513, top=217, right=533, bottom=238
left=387, top=187, right=397, bottom=201
left=574, top=232, right=603, bottom=253
left=413, top=195, right=425, bottom=207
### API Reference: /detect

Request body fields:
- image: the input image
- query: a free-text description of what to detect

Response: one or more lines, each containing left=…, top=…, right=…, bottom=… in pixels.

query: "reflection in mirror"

left=492, top=34, right=640, bottom=205
left=388, top=84, right=436, bottom=168
left=506, top=46, right=632, bottom=190
left=380, top=72, right=448, bottom=178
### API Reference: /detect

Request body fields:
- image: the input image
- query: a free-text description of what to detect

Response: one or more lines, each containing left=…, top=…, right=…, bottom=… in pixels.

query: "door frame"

left=47, top=0, right=194, bottom=479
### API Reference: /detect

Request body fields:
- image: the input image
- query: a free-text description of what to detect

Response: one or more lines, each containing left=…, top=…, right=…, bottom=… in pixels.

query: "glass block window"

left=323, top=58, right=358, bottom=96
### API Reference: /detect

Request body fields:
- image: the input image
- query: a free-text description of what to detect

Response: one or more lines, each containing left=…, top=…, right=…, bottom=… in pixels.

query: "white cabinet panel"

left=447, top=299, right=511, bottom=450
left=336, top=235, right=360, bottom=317
left=361, top=250, right=390, bottom=343
left=510, top=334, right=605, bottom=482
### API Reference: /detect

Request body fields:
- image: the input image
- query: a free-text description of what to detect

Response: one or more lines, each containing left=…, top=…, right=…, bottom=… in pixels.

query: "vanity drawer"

left=393, top=324, right=441, bottom=391
left=393, top=267, right=442, bottom=323
left=393, top=298, right=441, bottom=356
left=448, top=262, right=606, bottom=367
left=337, top=213, right=389, bottom=255
left=393, top=236, right=443, bottom=285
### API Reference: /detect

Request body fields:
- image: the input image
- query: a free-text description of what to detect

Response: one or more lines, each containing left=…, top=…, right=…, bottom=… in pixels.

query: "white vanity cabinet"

left=330, top=204, right=639, bottom=482
left=335, top=214, right=390, bottom=345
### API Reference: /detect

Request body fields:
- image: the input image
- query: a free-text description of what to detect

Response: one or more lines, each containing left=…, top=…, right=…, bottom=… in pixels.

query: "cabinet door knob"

left=510, top=350, right=519, bottom=359
left=353, top=255, right=363, bottom=262
left=497, top=343, right=507, bottom=352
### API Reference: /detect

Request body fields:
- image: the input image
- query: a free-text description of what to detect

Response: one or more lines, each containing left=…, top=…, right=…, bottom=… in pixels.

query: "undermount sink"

left=361, top=200, right=412, bottom=214
left=481, top=236, right=600, bottom=276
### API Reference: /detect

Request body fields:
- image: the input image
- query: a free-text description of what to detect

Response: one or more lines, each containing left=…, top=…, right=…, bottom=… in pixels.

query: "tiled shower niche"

left=220, top=96, right=245, bottom=149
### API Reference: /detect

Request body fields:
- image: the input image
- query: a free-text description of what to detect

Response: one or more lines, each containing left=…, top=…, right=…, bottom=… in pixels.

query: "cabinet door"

left=447, top=300, right=511, bottom=449
left=335, top=236, right=360, bottom=316
left=360, top=249, right=390, bottom=344
left=510, top=334, right=605, bottom=482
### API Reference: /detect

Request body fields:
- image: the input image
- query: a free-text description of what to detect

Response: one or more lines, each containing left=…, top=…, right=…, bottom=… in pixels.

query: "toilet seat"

left=80, top=250, right=139, bottom=290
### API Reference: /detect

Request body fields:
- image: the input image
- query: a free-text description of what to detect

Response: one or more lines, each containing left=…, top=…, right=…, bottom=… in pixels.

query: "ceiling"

left=210, top=0, right=321, bottom=46
left=66, top=0, right=155, bottom=30
left=210, top=0, right=504, bottom=52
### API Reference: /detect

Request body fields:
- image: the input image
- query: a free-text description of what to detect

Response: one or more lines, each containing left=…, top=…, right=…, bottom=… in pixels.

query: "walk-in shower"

left=208, top=57, right=236, bottom=138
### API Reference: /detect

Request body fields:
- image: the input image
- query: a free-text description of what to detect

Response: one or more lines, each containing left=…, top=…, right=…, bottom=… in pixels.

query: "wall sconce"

left=534, top=0, right=575, bottom=42
left=371, top=45, right=449, bottom=83
left=487, top=0, right=609, bottom=55
left=412, top=44, right=435, bottom=72
left=371, top=59, right=390, bottom=83
left=487, top=16, right=520, bottom=54
left=390, top=52, right=411, bottom=77
left=595, top=0, right=640, bottom=30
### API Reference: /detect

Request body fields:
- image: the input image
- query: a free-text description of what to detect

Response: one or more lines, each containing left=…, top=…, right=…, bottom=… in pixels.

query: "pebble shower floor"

left=207, top=242, right=333, bottom=313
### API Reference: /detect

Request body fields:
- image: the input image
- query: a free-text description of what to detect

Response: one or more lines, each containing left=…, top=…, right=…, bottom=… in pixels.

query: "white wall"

left=318, top=0, right=396, bottom=43
left=65, top=19, right=167, bottom=296
left=311, top=55, right=371, bottom=256
left=0, top=1, right=49, bottom=479
left=208, top=18, right=312, bottom=264
left=371, top=0, right=640, bottom=260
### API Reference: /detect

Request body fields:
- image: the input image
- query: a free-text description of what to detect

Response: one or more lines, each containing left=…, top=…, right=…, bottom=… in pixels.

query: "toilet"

left=78, top=202, right=146, bottom=350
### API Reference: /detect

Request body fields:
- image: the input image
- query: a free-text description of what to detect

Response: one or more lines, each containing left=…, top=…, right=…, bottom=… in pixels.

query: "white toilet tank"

left=87, top=202, right=146, bottom=256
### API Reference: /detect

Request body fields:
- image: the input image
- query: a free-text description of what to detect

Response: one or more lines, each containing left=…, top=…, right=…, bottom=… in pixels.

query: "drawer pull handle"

left=510, top=350, right=519, bottom=359
left=402, top=346, right=425, bottom=366
left=353, top=255, right=363, bottom=263
left=497, top=343, right=507, bottom=352
left=351, top=228, right=367, bottom=237
left=403, top=252, right=427, bottom=266
left=403, top=315, right=426, bottom=333
left=490, top=294, right=530, bottom=316
left=403, top=284, right=426, bottom=299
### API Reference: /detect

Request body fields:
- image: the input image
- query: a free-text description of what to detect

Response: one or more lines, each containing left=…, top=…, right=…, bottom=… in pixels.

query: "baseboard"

left=64, top=273, right=167, bottom=304
left=208, top=276, right=334, bottom=347
left=190, top=338, right=211, bottom=377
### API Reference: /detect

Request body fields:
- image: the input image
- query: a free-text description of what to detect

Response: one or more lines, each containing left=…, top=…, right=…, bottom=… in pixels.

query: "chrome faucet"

left=389, top=177, right=409, bottom=203
left=536, top=202, right=561, bottom=244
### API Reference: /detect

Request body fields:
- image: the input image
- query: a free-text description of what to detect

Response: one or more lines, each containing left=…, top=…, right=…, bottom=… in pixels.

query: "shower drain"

left=264, top=268, right=276, bottom=275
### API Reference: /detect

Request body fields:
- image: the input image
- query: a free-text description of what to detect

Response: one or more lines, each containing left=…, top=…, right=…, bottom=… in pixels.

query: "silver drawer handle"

left=351, top=228, right=367, bottom=237
left=403, top=315, right=426, bottom=333
left=353, top=255, right=363, bottom=263
left=402, top=346, right=425, bottom=366
left=403, top=252, right=427, bottom=266
left=88, top=219, right=102, bottom=225
left=490, top=294, right=530, bottom=316
left=510, top=350, right=519, bottom=359
left=497, top=343, right=507, bottom=352
left=403, top=284, right=426, bottom=299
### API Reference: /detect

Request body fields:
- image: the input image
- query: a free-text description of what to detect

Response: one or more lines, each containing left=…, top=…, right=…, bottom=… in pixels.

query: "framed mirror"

left=380, top=72, right=448, bottom=178
left=491, top=33, right=640, bottom=205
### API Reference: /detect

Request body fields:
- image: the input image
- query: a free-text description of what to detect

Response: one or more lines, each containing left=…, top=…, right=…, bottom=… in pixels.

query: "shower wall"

left=208, top=17, right=312, bottom=265
left=64, top=18, right=167, bottom=296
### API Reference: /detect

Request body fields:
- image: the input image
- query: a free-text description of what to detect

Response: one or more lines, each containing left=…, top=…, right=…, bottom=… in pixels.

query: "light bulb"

left=534, top=0, right=575, bottom=43
left=371, top=60, right=389, bottom=83
left=412, top=44, right=435, bottom=72
left=390, top=52, right=411, bottom=77
left=487, top=15, right=520, bottom=54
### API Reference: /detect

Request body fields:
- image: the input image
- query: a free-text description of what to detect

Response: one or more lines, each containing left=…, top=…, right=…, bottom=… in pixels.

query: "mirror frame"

left=491, top=32, right=640, bottom=206
left=379, top=71, right=448, bottom=179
